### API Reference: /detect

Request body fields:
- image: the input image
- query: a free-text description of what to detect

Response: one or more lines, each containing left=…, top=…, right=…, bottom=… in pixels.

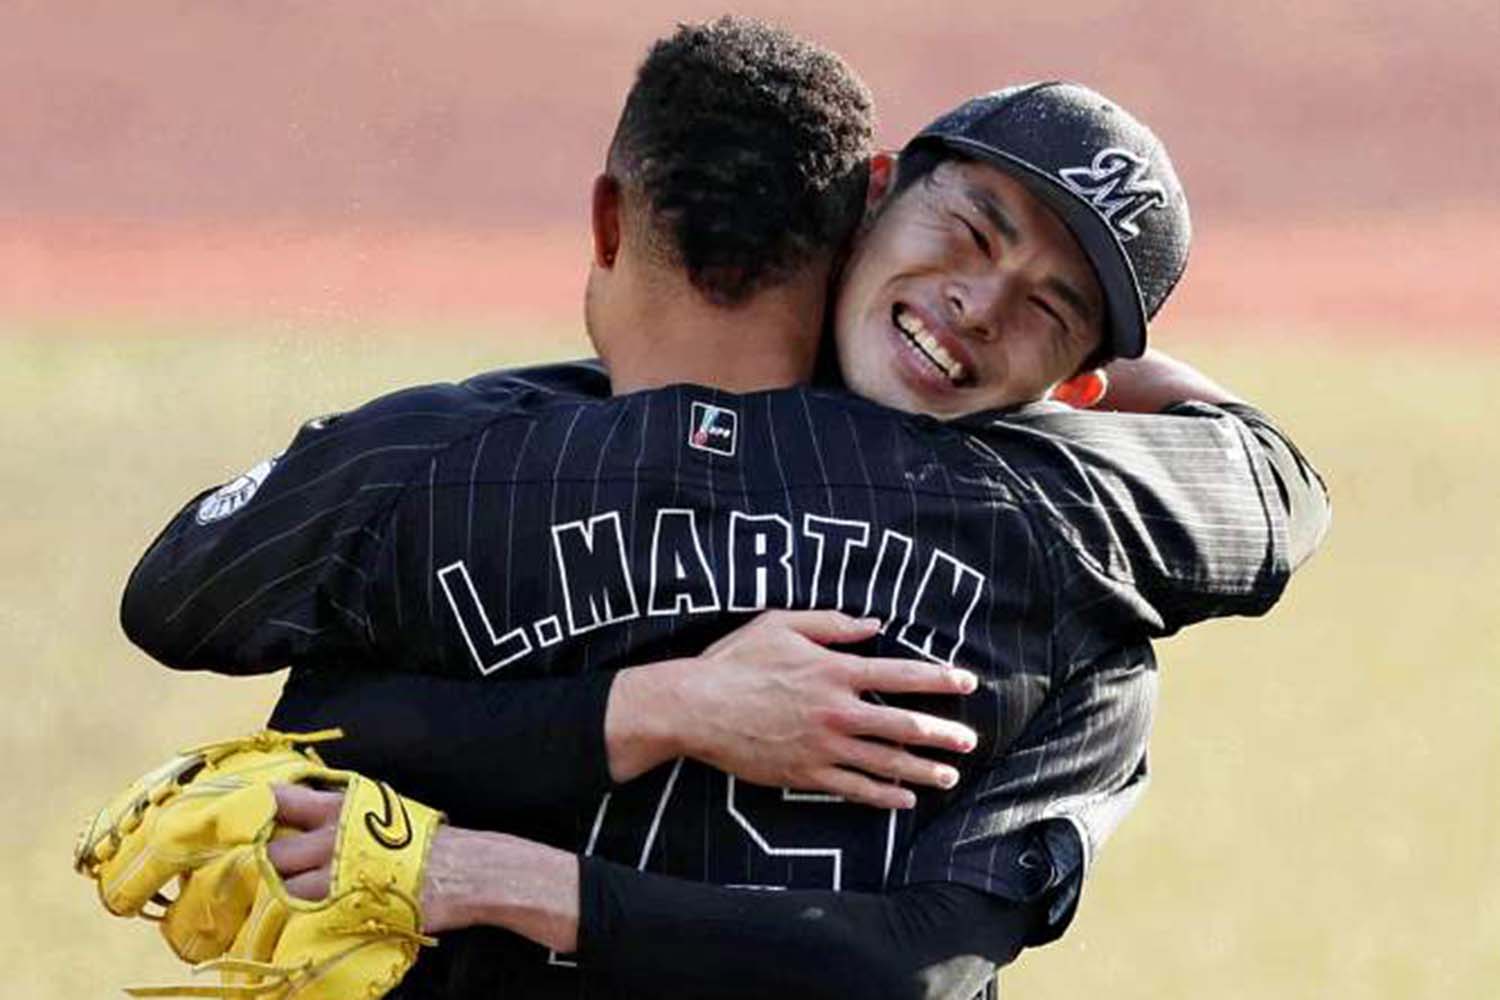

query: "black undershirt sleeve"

left=267, top=665, right=617, bottom=823
left=577, top=859, right=1041, bottom=1000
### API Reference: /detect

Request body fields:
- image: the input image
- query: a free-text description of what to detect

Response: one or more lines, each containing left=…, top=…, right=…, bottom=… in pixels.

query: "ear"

left=1049, top=369, right=1108, bottom=409
left=865, top=151, right=899, bottom=211
left=591, top=173, right=622, bottom=269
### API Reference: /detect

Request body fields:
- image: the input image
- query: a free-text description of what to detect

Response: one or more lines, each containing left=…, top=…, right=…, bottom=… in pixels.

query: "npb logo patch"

left=195, top=457, right=278, bottom=524
left=1058, top=148, right=1168, bottom=242
left=689, top=402, right=737, bottom=457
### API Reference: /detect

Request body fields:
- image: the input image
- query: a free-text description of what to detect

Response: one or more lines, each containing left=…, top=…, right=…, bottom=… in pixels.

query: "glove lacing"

left=123, top=885, right=437, bottom=999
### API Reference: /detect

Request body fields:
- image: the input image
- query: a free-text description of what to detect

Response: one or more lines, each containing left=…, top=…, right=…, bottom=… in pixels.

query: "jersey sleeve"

left=1216, top=402, right=1330, bottom=574
left=890, top=642, right=1156, bottom=943
left=990, top=401, right=1329, bottom=636
left=119, top=384, right=480, bottom=674
left=266, top=664, right=618, bottom=824
left=568, top=861, right=1035, bottom=1000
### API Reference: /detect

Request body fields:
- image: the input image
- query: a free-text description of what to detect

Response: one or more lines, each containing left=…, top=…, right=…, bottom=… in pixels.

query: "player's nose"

left=943, top=277, right=1006, bottom=344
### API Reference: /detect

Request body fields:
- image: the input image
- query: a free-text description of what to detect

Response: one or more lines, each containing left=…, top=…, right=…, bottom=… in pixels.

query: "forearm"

left=276, top=610, right=980, bottom=819
left=427, top=828, right=1035, bottom=1000
left=270, top=656, right=733, bottom=821
left=580, top=859, right=1029, bottom=1000
left=269, top=666, right=621, bottom=820
left=1099, top=347, right=1242, bottom=412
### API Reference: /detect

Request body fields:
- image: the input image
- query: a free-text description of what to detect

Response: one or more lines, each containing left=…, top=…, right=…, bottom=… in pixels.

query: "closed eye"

left=1031, top=297, right=1070, bottom=337
left=953, top=214, right=991, bottom=257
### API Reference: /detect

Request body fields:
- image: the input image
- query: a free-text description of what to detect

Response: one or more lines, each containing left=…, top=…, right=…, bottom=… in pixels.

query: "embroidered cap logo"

left=1058, top=148, right=1168, bottom=242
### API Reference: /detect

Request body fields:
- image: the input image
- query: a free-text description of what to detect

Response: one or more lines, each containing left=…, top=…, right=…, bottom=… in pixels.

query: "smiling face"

left=833, top=158, right=1108, bottom=419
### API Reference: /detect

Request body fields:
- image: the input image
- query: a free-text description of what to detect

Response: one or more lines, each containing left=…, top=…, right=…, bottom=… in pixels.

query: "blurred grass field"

left=4, top=319, right=1496, bottom=998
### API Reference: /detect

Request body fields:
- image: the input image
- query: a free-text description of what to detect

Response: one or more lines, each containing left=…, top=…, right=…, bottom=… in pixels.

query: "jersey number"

left=547, top=760, right=898, bottom=967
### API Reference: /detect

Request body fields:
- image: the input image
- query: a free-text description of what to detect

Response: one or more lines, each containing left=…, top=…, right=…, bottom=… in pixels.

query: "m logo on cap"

left=1058, top=148, right=1168, bottom=242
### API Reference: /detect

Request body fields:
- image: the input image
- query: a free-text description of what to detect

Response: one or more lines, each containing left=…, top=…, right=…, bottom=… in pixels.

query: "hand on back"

left=611, top=610, right=979, bottom=809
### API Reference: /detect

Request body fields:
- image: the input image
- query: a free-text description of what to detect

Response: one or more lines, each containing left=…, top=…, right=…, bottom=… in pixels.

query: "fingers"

left=844, top=703, right=979, bottom=753
left=843, top=656, right=979, bottom=697
left=829, top=736, right=961, bottom=791
left=266, top=825, right=336, bottom=881
left=273, top=783, right=343, bottom=831
left=806, top=767, right=917, bottom=810
left=759, top=609, right=883, bottom=646
left=282, top=868, right=331, bottom=902
left=266, top=787, right=341, bottom=902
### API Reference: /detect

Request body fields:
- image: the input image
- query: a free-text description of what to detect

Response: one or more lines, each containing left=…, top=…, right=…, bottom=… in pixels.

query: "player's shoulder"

left=269, top=360, right=608, bottom=488
left=959, top=398, right=1274, bottom=463
left=459, top=358, right=611, bottom=401
left=320, top=359, right=607, bottom=432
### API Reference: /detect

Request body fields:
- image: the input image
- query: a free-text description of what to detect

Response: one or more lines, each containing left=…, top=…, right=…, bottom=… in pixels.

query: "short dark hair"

left=608, top=17, right=874, bottom=305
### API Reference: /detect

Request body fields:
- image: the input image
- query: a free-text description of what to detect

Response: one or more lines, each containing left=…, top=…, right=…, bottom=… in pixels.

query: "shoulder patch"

left=195, top=457, right=279, bottom=525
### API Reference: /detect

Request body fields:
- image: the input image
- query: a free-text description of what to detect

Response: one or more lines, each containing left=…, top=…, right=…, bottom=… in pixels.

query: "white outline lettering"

left=727, top=511, right=795, bottom=611
left=551, top=511, right=641, bottom=635
left=647, top=508, right=722, bottom=616
left=801, top=514, right=870, bottom=611
left=436, top=560, right=533, bottom=675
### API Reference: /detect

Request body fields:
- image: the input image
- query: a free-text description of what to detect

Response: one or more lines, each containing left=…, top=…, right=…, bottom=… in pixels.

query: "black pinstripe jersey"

left=123, top=359, right=1308, bottom=996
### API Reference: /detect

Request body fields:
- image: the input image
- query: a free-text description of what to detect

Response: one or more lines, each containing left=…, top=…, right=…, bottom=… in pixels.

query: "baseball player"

left=118, top=19, right=1328, bottom=999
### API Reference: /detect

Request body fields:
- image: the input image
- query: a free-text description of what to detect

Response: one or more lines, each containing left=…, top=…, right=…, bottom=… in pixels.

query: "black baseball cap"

left=899, top=82, right=1190, bottom=359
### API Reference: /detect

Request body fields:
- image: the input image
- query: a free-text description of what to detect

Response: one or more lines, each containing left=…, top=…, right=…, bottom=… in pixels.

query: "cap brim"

left=907, top=136, right=1149, bottom=360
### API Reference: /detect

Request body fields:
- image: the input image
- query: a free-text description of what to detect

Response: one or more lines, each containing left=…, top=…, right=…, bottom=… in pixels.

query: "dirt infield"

left=3, top=1, right=1497, bottom=340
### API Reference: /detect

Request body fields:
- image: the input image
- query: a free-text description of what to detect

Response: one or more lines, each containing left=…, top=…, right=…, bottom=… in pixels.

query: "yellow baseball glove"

left=76, top=730, right=444, bottom=999
left=126, top=772, right=444, bottom=999
left=75, top=729, right=346, bottom=963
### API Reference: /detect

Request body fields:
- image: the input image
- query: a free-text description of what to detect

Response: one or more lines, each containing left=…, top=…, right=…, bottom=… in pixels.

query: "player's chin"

left=887, top=361, right=975, bottom=420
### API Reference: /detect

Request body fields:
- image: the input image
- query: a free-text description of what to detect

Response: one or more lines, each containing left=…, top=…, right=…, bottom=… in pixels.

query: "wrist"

left=421, top=826, right=491, bottom=933
left=605, top=660, right=693, bottom=782
left=424, top=827, right=580, bottom=952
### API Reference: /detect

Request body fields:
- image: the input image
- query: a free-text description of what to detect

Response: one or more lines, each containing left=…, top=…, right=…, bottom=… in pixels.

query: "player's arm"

left=446, top=644, right=1144, bottom=997
left=529, top=849, right=1034, bottom=1000
left=1094, top=346, right=1241, bottom=412
left=270, top=782, right=1044, bottom=1000
left=119, top=384, right=473, bottom=674
left=893, top=639, right=1156, bottom=946
left=1097, top=346, right=1330, bottom=575
left=1004, top=362, right=1330, bottom=634
left=271, top=610, right=981, bottom=817
left=267, top=623, right=1153, bottom=997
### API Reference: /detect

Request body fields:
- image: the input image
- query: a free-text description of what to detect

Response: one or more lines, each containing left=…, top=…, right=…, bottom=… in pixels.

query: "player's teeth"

left=914, top=331, right=965, bottom=381
left=896, top=308, right=967, bottom=382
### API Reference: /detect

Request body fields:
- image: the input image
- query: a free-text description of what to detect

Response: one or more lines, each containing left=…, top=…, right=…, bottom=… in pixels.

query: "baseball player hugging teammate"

left=83, top=17, right=1328, bottom=1000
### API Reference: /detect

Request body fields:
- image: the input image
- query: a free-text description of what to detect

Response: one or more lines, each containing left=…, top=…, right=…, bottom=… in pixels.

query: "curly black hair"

left=608, top=17, right=875, bottom=305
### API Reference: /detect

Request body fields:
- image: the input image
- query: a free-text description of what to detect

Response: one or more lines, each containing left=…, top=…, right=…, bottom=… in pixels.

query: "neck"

left=592, top=265, right=828, bottom=396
